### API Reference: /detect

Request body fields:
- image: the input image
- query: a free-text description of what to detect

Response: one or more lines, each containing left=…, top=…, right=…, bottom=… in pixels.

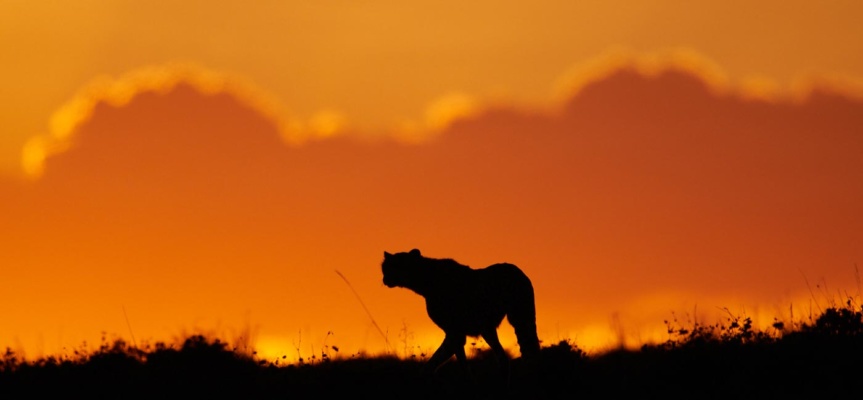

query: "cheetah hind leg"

left=481, top=329, right=511, bottom=385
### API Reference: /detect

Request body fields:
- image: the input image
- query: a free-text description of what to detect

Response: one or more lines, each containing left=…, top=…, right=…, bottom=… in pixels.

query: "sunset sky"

left=2, top=1, right=862, bottom=361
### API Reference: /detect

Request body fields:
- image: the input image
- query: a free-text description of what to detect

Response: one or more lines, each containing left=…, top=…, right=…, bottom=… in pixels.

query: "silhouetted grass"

left=2, top=303, right=862, bottom=399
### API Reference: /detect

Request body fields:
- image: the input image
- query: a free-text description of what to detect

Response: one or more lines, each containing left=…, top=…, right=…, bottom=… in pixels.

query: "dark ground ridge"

left=1, top=304, right=861, bottom=399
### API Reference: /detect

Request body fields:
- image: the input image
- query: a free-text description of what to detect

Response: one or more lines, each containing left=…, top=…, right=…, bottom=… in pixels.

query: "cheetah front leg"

left=424, top=333, right=466, bottom=374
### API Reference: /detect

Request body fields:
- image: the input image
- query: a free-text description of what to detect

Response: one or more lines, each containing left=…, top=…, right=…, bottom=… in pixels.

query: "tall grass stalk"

left=335, top=270, right=391, bottom=353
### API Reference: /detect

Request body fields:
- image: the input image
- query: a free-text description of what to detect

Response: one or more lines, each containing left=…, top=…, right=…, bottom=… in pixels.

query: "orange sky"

left=2, top=1, right=862, bottom=361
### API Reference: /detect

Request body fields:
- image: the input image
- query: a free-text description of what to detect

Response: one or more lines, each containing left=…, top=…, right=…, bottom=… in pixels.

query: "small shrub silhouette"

left=803, top=305, right=863, bottom=336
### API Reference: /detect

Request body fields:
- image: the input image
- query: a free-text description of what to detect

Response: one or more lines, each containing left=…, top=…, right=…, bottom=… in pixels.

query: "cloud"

left=393, top=92, right=480, bottom=144
left=552, top=48, right=731, bottom=104
left=20, top=63, right=342, bottom=178
left=3, top=56, right=862, bottom=358
left=553, top=47, right=863, bottom=107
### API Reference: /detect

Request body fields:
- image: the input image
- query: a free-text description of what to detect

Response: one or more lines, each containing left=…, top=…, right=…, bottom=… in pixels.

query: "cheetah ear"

left=409, top=248, right=421, bottom=256
left=384, top=251, right=392, bottom=259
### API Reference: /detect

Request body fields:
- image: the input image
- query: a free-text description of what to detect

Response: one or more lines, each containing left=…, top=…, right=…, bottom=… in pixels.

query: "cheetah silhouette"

left=381, top=249, right=540, bottom=372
